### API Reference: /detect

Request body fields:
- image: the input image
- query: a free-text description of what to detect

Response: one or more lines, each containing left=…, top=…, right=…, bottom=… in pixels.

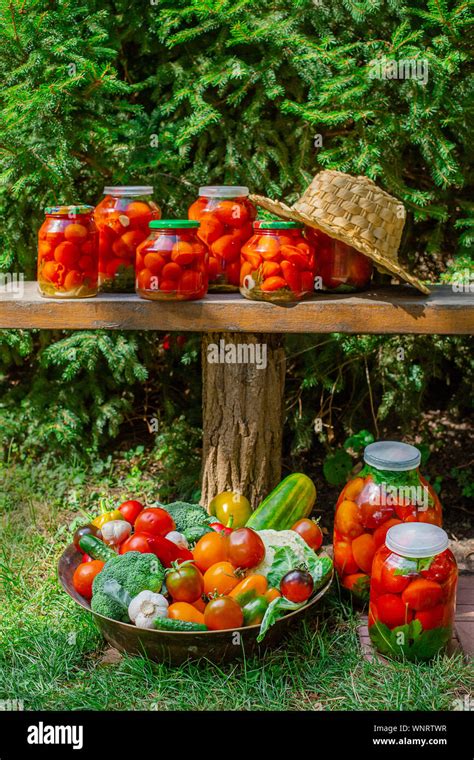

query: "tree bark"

left=201, top=332, right=286, bottom=509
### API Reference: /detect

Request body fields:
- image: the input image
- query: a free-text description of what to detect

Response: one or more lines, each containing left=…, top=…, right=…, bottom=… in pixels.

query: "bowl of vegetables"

left=58, top=475, right=333, bottom=664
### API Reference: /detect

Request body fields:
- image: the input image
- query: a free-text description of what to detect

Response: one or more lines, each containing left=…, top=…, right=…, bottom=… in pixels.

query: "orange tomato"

left=402, top=579, right=443, bottom=611
left=171, top=241, right=195, bottom=266
left=342, top=477, right=366, bottom=503
left=162, top=262, right=181, bottom=280
left=240, top=261, right=253, bottom=285
left=64, top=223, right=88, bottom=242
left=137, top=268, right=153, bottom=290
left=261, top=261, right=281, bottom=278
left=188, top=198, right=207, bottom=220
left=264, top=587, right=281, bottom=603
left=334, top=500, right=364, bottom=538
left=214, top=200, right=249, bottom=228
left=125, top=201, right=153, bottom=225
left=280, top=246, right=308, bottom=269
left=204, top=596, right=243, bottom=630
left=257, top=236, right=280, bottom=260
left=211, top=234, right=240, bottom=262
left=144, top=252, right=166, bottom=275
left=351, top=533, right=376, bottom=574
left=192, top=532, right=228, bottom=573
left=192, top=597, right=206, bottom=613
left=333, top=537, right=359, bottom=575
left=281, top=260, right=301, bottom=293
left=198, top=216, right=225, bottom=244
left=261, top=276, right=287, bottom=291
left=54, top=241, right=80, bottom=268
left=341, top=573, right=369, bottom=594
left=203, top=561, right=240, bottom=597
left=229, top=574, right=268, bottom=601
left=73, top=560, right=104, bottom=600
left=373, top=518, right=402, bottom=549
left=63, top=270, right=84, bottom=290
left=242, top=251, right=262, bottom=269
left=168, top=602, right=205, bottom=624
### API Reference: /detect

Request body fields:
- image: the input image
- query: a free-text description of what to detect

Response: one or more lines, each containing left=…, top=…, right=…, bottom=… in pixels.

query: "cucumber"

left=78, top=534, right=115, bottom=562
left=154, top=617, right=208, bottom=632
left=246, top=473, right=316, bottom=531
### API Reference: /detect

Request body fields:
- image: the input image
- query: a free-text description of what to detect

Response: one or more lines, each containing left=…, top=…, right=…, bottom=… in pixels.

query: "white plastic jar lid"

left=199, top=186, right=249, bottom=197
left=103, top=186, right=153, bottom=196
left=386, top=522, right=449, bottom=558
left=364, top=441, right=421, bottom=471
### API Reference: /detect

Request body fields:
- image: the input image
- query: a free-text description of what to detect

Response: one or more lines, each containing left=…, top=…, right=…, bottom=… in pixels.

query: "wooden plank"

left=0, top=283, right=472, bottom=334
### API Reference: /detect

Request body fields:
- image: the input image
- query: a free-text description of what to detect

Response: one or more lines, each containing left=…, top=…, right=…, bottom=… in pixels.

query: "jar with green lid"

left=369, top=522, right=457, bottom=660
left=135, top=220, right=208, bottom=301
left=240, top=221, right=316, bottom=302
left=37, top=205, right=98, bottom=298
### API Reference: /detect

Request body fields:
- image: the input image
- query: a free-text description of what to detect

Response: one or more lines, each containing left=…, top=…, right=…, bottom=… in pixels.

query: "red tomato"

left=415, top=604, right=445, bottom=630
left=380, top=563, right=411, bottom=594
left=73, top=560, right=104, bottom=599
left=376, top=593, right=412, bottom=628
left=373, top=518, right=402, bottom=550
left=120, top=533, right=154, bottom=554
left=226, top=528, right=265, bottom=569
left=394, top=503, right=418, bottom=521
left=165, top=563, right=204, bottom=603
left=118, top=499, right=144, bottom=525
left=402, top=579, right=443, bottom=611
left=292, top=518, right=323, bottom=551
left=420, top=551, right=453, bottom=584
left=134, top=508, right=175, bottom=537
left=204, top=597, right=244, bottom=631
left=280, top=569, right=314, bottom=603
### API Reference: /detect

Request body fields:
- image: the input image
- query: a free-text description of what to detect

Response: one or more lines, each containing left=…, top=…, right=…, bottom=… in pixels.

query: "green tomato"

left=209, top=491, right=252, bottom=529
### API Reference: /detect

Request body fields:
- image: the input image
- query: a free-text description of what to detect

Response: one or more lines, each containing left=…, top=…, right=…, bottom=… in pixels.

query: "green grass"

left=0, top=457, right=472, bottom=711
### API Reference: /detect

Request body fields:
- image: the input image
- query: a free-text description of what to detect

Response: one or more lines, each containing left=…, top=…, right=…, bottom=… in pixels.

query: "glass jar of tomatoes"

left=135, top=220, right=208, bottom=301
left=37, top=205, right=98, bottom=298
left=94, top=186, right=161, bottom=293
left=240, top=221, right=315, bottom=302
left=305, top=228, right=373, bottom=292
left=333, top=441, right=442, bottom=602
left=369, top=522, right=456, bottom=660
left=188, top=186, right=256, bottom=291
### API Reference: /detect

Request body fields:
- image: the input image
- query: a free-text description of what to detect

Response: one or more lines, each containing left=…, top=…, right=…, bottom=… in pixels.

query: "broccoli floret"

left=157, top=501, right=213, bottom=543
left=91, top=552, right=164, bottom=622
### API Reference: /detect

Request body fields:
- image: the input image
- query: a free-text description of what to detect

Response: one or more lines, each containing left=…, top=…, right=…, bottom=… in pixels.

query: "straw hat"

left=250, top=170, right=430, bottom=294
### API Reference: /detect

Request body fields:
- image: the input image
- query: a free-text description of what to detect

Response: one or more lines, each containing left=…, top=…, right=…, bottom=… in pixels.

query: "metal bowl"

left=58, top=543, right=333, bottom=664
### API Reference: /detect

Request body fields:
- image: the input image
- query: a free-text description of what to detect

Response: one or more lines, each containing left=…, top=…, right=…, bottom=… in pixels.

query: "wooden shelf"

left=0, top=282, right=472, bottom=334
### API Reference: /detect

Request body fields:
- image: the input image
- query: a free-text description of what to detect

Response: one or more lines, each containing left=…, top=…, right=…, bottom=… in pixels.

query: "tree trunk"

left=201, top=332, right=286, bottom=509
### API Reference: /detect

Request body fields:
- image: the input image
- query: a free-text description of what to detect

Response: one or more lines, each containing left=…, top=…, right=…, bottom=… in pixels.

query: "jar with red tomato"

left=305, top=228, right=373, bottom=292
left=135, top=220, right=208, bottom=301
left=94, top=186, right=161, bottom=292
left=240, top=221, right=315, bottom=302
left=369, top=522, right=456, bottom=660
left=188, top=186, right=256, bottom=291
left=37, top=205, right=98, bottom=298
left=333, top=441, right=442, bottom=601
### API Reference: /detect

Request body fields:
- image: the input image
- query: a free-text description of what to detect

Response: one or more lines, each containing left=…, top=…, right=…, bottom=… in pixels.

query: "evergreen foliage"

left=0, top=0, right=472, bottom=462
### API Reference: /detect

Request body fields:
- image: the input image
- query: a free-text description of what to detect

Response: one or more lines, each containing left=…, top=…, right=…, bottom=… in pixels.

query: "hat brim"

left=250, top=194, right=430, bottom=295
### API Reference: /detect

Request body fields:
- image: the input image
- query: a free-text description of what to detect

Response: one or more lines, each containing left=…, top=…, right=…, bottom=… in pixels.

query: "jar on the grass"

left=240, top=221, right=316, bottom=302
left=369, top=522, right=457, bottom=661
left=135, top=220, right=208, bottom=301
left=37, top=205, right=98, bottom=298
left=333, top=441, right=443, bottom=602
left=94, top=186, right=161, bottom=293
left=188, top=186, right=256, bottom=291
